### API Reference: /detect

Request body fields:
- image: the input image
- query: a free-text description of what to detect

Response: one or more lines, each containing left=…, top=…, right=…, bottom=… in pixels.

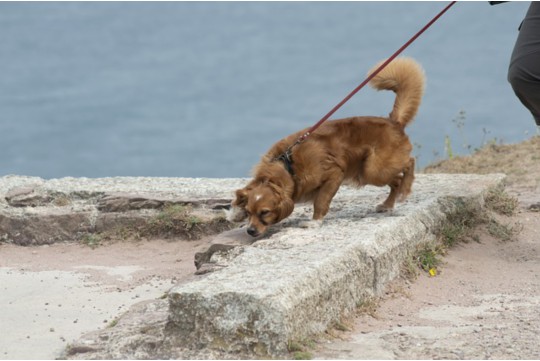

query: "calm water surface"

left=0, top=2, right=534, bottom=178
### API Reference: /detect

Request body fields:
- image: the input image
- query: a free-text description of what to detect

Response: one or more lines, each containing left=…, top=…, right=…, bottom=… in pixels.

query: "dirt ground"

left=315, top=136, right=540, bottom=359
left=0, top=238, right=211, bottom=359
left=1, top=137, right=539, bottom=360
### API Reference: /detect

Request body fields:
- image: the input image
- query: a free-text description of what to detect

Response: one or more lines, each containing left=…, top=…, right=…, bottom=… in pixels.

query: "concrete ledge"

left=0, top=176, right=245, bottom=244
left=165, top=173, right=505, bottom=358
left=1, top=174, right=505, bottom=359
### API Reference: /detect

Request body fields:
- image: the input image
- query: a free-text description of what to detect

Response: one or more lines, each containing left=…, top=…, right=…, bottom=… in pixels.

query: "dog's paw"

left=224, top=206, right=247, bottom=222
left=375, top=204, right=394, bottom=213
left=299, top=219, right=323, bottom=229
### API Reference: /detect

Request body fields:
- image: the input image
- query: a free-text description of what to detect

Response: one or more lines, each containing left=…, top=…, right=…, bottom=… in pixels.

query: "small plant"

left=444, top=135, right=454, bottom=159
left=80, top=233, right=101, bottom=249
left=406, top=186, right=522, bottom=277
left=480, top=127, right=492, bottom=148
left=53, top=195, right=71, bottom=207
left=293, top=351, right=312, bottom=360
left=288, top=341, right=304, bottom=353
left=143, top=204, right=203, bottom=238
left=451, top=110, right=473, bottom=153
left=484, top=186, right=518, bottom=216
left=486, top=218, right=522, bottom=242
left=415, top=242, right=445, bottom=272
left=333, top=320, right=349, bottom=332
left=440, top=197, right=485, bottom=247
left=402, top=253, right=420, bottom=280
left=440, top=223, right=467, bottom=247
left=110, top=225, right=142, bottom=241
left=356, top=296, right=379, bottom=318
left=413, top=141, right=423, bottom=169
left=288, top=340, right=313, bottom=360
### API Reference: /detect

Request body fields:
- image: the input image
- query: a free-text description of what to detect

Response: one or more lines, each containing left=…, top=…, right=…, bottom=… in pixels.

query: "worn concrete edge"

left=0, top=174, right=506, bottom=359
left=0, top=175, right=248, bottom=245
left=165, top=173, right=506, bottom=358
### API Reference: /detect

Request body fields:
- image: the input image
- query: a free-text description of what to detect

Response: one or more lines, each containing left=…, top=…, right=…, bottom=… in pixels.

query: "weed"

left=451, top=110, right=472, bottom=153
left=484, top=186, right=518, bottom=216
left=406, top=186, right=522, bottom=276
left=288, top=340, right=314, bottom=360
left=440, top=223, right=467, bottom=248
left=402, top=254, right=420, bottom=281
left=53, top=195, right=71, bottom=207
left=415, top=242, right=445, bottom=272
left=440, top=197, right=485, bottom=247
left=484, top=186, right=521, bottom=241
left=413, top=141, right=423, bottom=169
left=486, top=218, right=522, bottom=242
left=480, top=127, right=492, bottom=148
left=153, top=204, right=187, bottom=228
left=431, top=110, right=500, bottom=165
left=356, top=296, right=378, bottom=318
left=293, top=351, right=312, bottom=360
left=333, top=320, right=349, bottom=332
left=288, top=341, right=304, bottom=353
left=112, top=225, right=142, bottom=241
left=143, top=204, right=203, bottom=238
left=80, top=233, right=101, bottom=249
left=444, top=135, right=454, bottom=159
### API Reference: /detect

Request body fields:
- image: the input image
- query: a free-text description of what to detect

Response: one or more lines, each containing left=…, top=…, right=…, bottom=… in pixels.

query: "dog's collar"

left=274, top=150, right=295, bottom=176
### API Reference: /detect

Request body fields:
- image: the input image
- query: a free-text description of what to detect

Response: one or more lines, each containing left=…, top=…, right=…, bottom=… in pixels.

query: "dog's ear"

left=276, top=196, right=294, bottom=221
left=233, top=188, right=249, bottom=208
left=227, top=188, right=249, bottom=222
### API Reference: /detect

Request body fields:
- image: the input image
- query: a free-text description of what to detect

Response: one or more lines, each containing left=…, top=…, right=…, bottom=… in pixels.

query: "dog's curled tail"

left=368, top=57, right=425, bottom=127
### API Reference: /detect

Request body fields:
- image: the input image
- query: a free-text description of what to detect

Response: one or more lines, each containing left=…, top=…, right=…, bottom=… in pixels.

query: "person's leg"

left=508, top=2, right=540, bottom=126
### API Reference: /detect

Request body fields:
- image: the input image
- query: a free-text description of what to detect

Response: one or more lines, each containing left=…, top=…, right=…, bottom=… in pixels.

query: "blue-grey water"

left=0, top=2, right=535, bottom=179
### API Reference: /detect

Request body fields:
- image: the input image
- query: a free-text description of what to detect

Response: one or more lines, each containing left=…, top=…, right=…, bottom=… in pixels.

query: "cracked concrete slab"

left=165, top=174, right=506, bottom=358
left=0, top=174, right=504, bottom=359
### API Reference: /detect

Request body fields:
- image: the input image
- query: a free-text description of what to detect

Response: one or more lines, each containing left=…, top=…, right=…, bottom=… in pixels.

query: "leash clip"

left=274, top=147, right=295, bottom=176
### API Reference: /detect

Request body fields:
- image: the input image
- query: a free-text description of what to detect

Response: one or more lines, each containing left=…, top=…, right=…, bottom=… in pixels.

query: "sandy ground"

left=0, top=239, right=208, bottom=359
left=1, top=138, right=539, bottom=360
left=314, top=138, right=540, bottom=359
left=315, top=191, right=540, bottom=359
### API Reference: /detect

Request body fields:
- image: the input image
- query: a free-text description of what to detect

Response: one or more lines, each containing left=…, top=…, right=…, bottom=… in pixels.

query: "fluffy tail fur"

left=368, top=57, right=425, bottom=127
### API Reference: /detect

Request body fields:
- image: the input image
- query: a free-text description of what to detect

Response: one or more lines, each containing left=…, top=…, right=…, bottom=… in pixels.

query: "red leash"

left=292, top=1, right=457, bottom=147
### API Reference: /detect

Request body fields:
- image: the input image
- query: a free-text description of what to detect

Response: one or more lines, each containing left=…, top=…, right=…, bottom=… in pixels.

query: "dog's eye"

left=260, top=210, right=270, bottom=216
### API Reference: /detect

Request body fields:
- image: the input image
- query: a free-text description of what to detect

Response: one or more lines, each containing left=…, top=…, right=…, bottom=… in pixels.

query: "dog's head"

left=227, top=180, right=294, bottom=237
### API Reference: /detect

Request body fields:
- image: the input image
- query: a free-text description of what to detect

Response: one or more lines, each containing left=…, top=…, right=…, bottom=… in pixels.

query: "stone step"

left=165, top=173, right=504, bottom=358
left=5, top=174, right=503, bottom=359
left=0, top=176, right=245, bottom=245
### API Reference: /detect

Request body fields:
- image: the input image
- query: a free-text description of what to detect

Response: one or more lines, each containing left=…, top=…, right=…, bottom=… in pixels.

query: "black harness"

left=274, top=149, right=295, bottom=176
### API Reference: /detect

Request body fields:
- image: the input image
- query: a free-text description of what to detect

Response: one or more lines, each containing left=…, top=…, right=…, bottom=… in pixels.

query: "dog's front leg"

left=299, top=219, right=323, bottom=229
left=312, top=172, right=344, bottom=221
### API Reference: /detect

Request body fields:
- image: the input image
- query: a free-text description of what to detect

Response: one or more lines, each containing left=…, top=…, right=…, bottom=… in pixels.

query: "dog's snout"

left=247, top=226, right=259, bottom=237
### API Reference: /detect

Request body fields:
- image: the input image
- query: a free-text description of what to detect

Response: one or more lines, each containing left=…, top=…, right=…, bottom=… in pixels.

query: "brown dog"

left=228, top=57, right=425, bottom=237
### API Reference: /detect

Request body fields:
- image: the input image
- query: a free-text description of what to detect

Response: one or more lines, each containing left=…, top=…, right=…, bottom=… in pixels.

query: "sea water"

left=0, top=2, right=534, bottom=178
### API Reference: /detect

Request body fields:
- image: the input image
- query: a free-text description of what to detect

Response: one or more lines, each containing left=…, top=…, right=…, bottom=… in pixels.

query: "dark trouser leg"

left=508, top=2, right=540, bottom=126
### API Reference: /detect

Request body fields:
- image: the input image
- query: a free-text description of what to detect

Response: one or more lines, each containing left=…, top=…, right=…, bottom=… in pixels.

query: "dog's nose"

left=247, top=226, right=259, bottom=237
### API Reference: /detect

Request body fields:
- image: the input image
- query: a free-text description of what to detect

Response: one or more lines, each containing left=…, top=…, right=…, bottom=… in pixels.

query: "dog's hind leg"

left=376, top=157, right=415, bottom=212
left=376, top=176, right=402, bottom=213
left=398, top=157, right=415, bottom=202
